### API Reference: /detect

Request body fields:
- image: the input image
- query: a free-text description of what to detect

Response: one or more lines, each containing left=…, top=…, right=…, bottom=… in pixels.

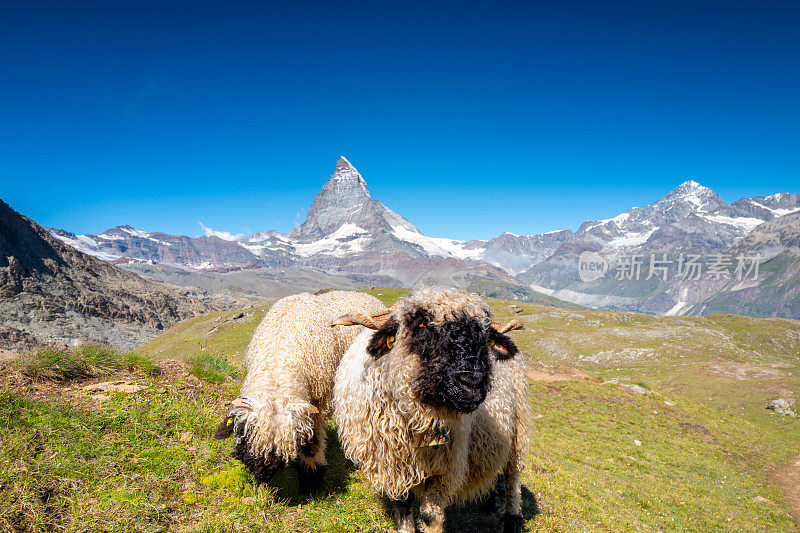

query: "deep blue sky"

left=2, top=1, right=798, bottom=240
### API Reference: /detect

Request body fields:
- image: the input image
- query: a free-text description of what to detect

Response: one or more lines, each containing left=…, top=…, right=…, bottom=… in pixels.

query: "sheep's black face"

left=215, top=416, right=287, bottom=483
left=367, top=307, right=520, bottom=414
left=418, top=315, right=492, bottom=413
left=411, top=310, right=518, bottom=413
left=234, top=436, right=287, bottom=484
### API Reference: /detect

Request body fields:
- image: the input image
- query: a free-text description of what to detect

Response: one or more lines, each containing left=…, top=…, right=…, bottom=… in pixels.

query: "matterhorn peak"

left=290, top=157, right=420, bottom=241
left=336, top=155, right=356, bottom=172
left=329, top=156, right=370, bottom=196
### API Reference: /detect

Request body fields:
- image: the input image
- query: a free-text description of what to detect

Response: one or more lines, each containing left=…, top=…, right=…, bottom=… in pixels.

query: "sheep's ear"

left=366, top=317, right=399, bottom=359
left=488, top=330, right=519, bottom=361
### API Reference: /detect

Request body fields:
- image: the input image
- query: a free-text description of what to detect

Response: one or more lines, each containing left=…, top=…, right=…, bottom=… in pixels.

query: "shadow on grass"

left=268, top=426, right=357, bottom=504
left=378, top=482, right=540, bottom=532
left=446, top=483, right=539, bottom=532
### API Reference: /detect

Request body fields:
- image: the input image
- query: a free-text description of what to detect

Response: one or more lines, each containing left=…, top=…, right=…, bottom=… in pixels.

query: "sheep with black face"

left=332, top=288, right=530, bottom=533
left=214, top=290, right=385, bottom=491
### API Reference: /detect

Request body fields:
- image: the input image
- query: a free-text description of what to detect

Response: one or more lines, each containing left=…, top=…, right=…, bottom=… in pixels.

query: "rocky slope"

left=690, top=211, right=800, bottom=317
left=0, top=200, right=209, bottom=350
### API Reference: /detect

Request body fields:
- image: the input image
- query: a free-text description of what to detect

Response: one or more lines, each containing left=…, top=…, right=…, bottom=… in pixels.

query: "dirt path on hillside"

left=773, top=456, right=800, bottom=529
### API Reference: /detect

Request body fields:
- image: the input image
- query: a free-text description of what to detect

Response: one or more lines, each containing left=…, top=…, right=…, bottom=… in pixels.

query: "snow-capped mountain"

left=689, top=211, right=800, bottom=318
left=728, top=192, right=800, bottom=221
left=49, top=224, right=281, bottom=269
left=48, top=156, right=800, bottom=317
left=237, top=157, right=574, bottom=273
left=48, top=158, right=549, bottom=300
left=519, top=181, right=800, bottom=316
left=291, top=156, right=420, bottom=241
left=573, top=180, right=767, bottom=251
left=240, top=156, right=482, bottom=260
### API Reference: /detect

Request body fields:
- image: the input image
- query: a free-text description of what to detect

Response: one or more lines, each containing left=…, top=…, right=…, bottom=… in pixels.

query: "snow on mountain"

left=661, top=179, right=722, bottom=212
left=699, top=214, right=765, bottom=233
left=390, top=225, right=483, bottom=260
left=292, top=224, right=370, bottom=257
left=238, top=156, right=495, bottom=263
left=49, top=229, right=123, bottom=262
left=728, top=192, right=800, bottom=220
left=693, top=211, right=800, bottom=317
left=520, top=179, right=800, bottom=317
left=258, top=157, right=569, bottom=271
left=48, top=225, right=269, bottom=269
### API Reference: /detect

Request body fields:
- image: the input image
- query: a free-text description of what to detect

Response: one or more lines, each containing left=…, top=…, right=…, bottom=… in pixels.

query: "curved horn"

left=492, top=319, right=525, bottom=334
left=331, top=308, right=393, bottom=330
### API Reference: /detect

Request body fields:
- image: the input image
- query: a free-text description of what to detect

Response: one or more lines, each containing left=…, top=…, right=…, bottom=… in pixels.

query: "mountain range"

left=47, top=156, right=800, bottom=318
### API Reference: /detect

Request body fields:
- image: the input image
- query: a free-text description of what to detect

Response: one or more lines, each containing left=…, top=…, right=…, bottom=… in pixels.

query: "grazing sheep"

left=332, top=288, right=530, bottom=533
left=214, top=290, right=386, bottom=491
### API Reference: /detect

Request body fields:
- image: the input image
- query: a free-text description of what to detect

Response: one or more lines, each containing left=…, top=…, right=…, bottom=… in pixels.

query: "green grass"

left=14, top=345, right=158, bottom=381
left=525, top=381, right=797, bottom=531
left=0, top=361, right=391, bottom=532
left=23, top=288, right=796, bottom=531
left=365, top=287, right=411, bottom=307
left=136, top=306, right=271, bottom=364
left=188, top=353, right=243, bottom=383
left=2, top=353, right=797, bottom=531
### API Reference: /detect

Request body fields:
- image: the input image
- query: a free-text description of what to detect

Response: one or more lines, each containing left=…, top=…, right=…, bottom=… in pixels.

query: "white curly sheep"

left=332, top=287, right=530, bottom=533
left=215, top=290, right=386, bottom=491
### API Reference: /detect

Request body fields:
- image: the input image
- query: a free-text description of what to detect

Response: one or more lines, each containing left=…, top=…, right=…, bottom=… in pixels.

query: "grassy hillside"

left=3, top=289, right=799, bottom=531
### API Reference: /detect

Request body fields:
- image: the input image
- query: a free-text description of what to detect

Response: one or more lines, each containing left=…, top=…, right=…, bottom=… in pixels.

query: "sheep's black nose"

left=455, top=370, right=484, bottom=388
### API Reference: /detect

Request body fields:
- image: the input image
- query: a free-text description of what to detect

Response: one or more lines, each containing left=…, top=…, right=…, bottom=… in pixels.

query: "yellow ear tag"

left=489, top=339, right=495, bottom=346
left=386, top=336, right=395, bottom=349
left=226, top=417, right=233, bottom=426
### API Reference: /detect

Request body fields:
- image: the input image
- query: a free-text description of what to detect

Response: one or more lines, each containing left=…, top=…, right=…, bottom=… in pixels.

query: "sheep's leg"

left=477, top=475, right=503, bottom=514
left=392, top=494, right=415, bottom=533
left=418, top=476, right=447, bottom=533
left=298, top=414, right=327, bottom=494
left=302, top=413, right=328, bottom=467
left=501, top=466, right=523, bottom=533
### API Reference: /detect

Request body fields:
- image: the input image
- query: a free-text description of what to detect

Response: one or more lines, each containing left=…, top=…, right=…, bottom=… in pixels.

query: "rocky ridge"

left=0, top=200, right=209, bottom=350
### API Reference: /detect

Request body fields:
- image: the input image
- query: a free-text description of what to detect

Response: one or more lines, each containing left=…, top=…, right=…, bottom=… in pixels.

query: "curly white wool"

left=230, top=290, right=385, bottom=468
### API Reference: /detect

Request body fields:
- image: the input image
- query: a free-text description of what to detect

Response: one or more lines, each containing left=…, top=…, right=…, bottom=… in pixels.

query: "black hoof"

left=502, top=513, right=524, bottom=533
left=298, top=464, right=326, bottom=494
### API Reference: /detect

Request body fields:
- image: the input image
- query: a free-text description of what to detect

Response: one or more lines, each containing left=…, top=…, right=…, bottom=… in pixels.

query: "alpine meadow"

left=2, top=2, right=799, bottom=532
